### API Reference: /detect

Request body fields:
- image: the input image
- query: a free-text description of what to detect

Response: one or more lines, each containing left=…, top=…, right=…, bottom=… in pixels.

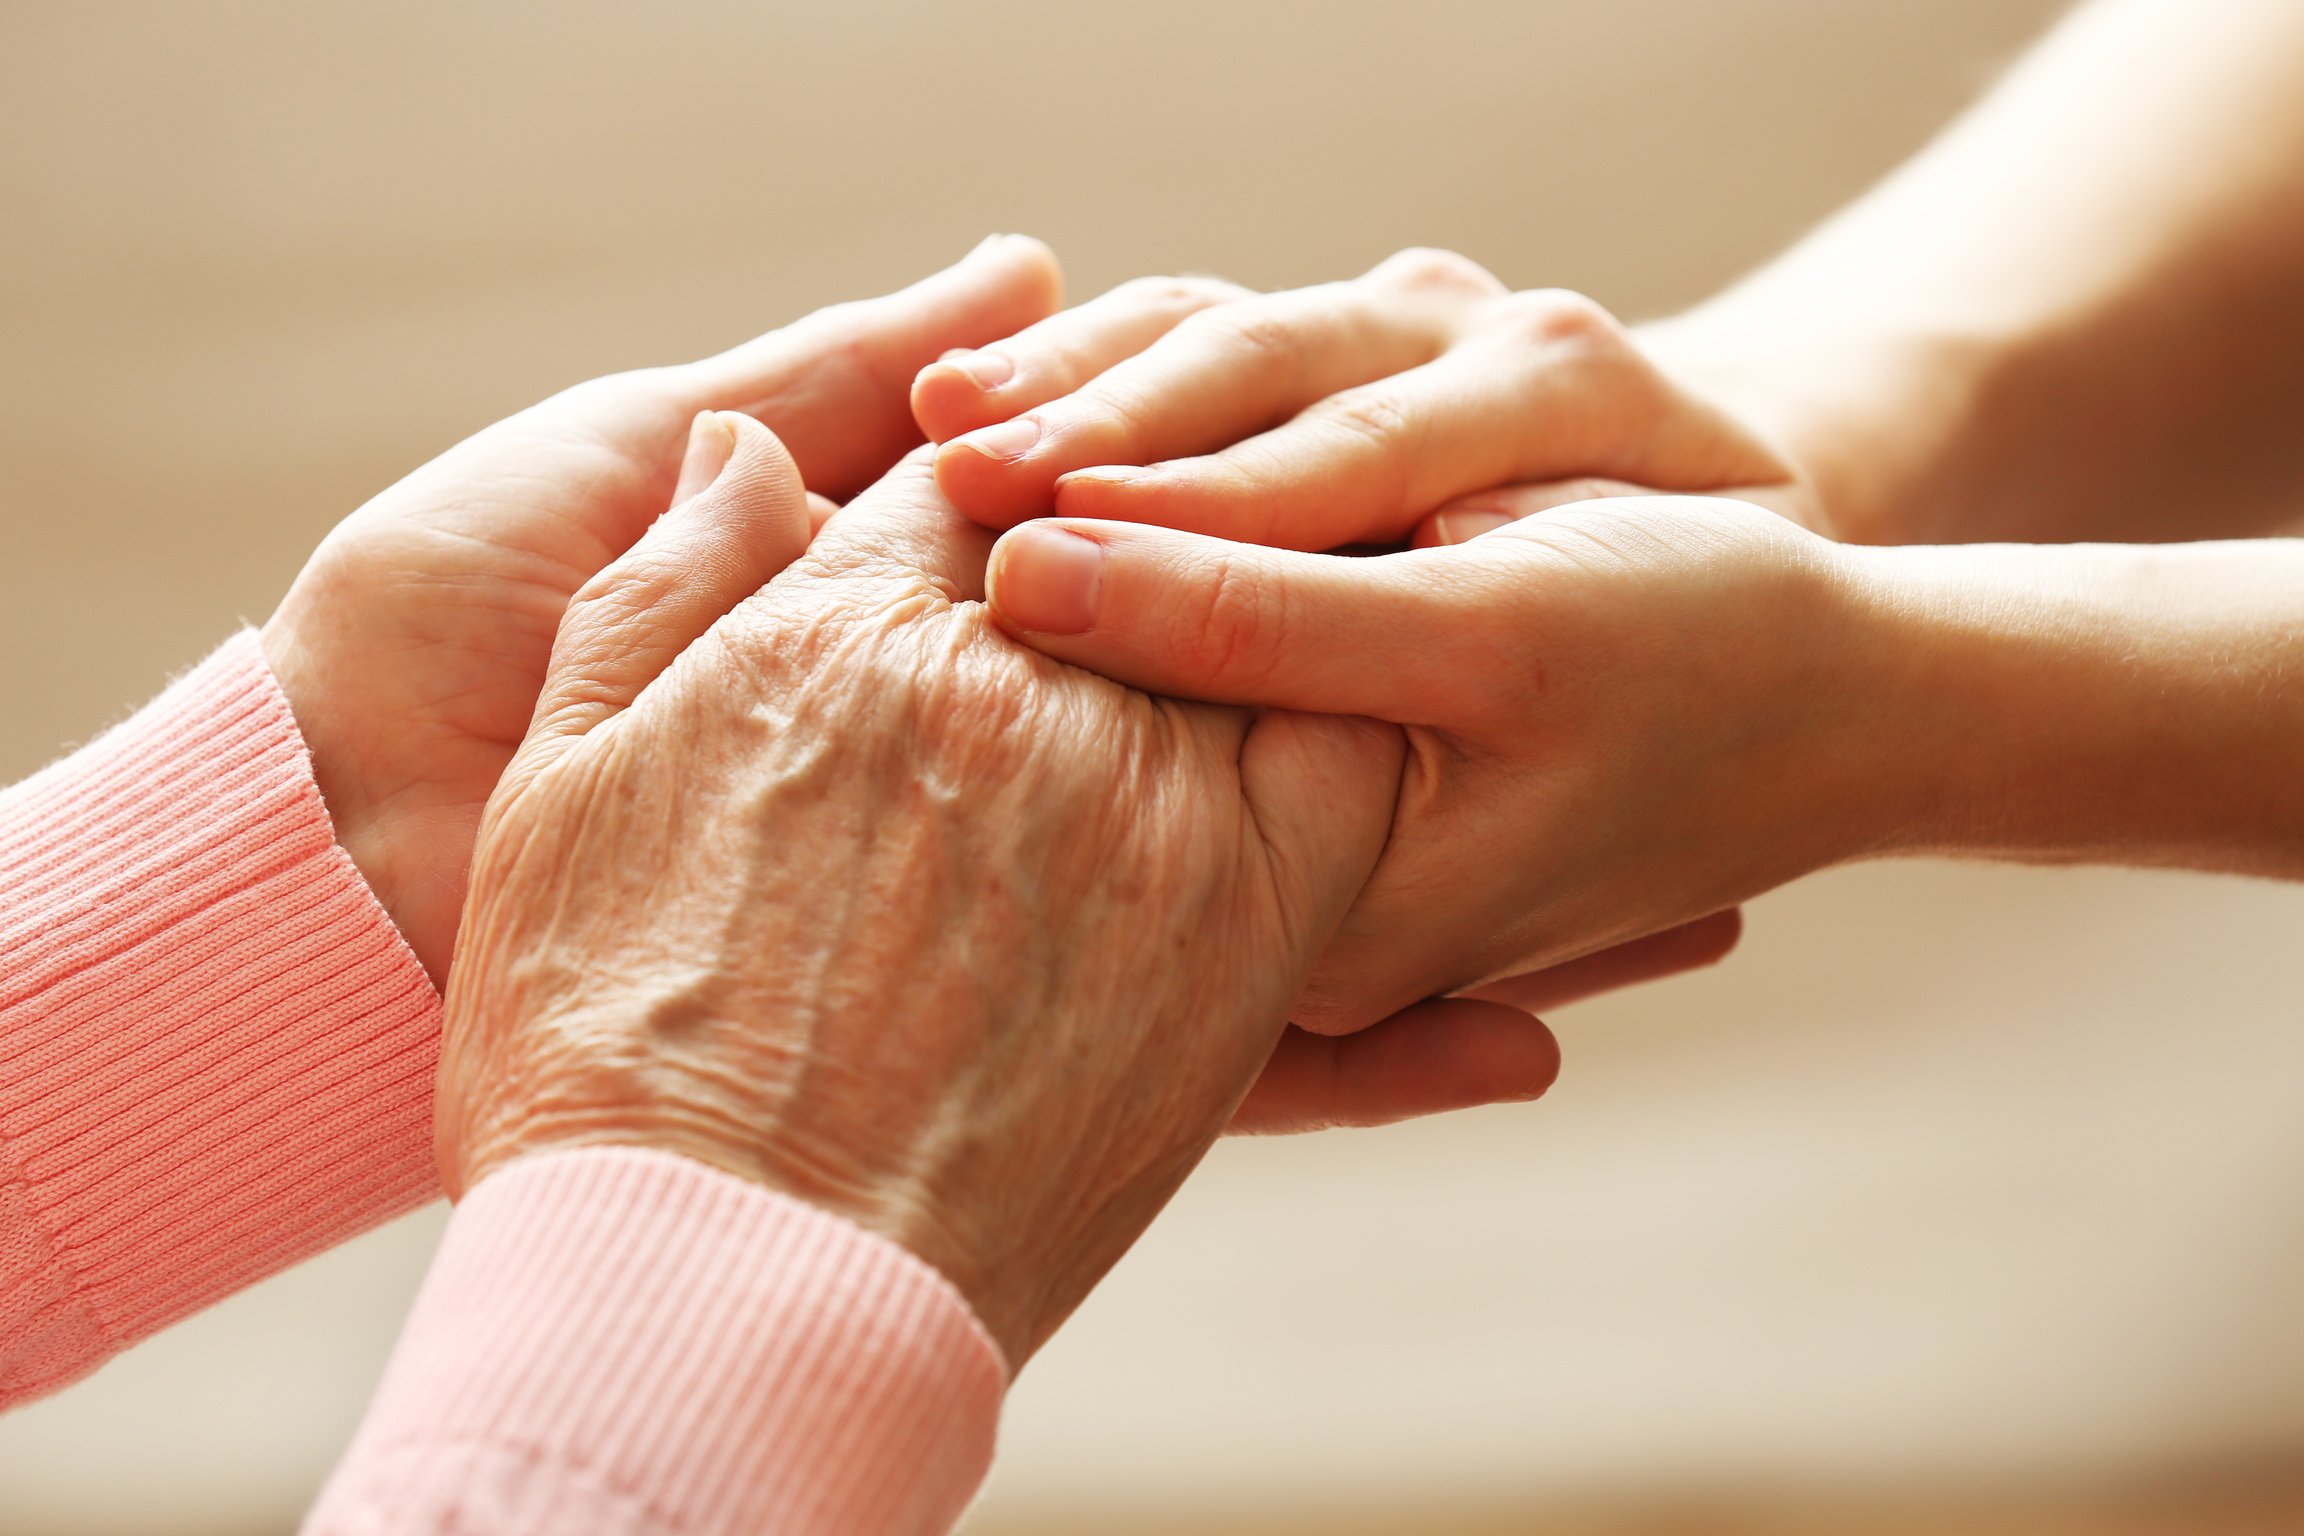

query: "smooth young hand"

left=917, top=249, right=1813, bottom=551
left=985, top=492, right=1859, bottom=1032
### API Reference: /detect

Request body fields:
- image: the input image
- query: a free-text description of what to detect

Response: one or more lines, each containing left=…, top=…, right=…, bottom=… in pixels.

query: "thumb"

left=986, top=519, right=1495, bottom=722
left=527, top=412, right=810, bottom=752
left=1229, top=999, right=1561, bottom=1135
left=1464, top=909, right=1744, bottom=1013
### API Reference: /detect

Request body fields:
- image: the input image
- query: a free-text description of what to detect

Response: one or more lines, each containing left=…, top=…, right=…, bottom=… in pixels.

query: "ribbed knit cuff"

left=304, top=1147, right=1007, bottom=1536
left=0, top=631, right=443, bottom=1404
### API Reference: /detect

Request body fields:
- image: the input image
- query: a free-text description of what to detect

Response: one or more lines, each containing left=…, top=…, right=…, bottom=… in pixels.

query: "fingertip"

left=671, top=410, right=739, bottom=508
left=714, top=411, right=805, bottom=503
left=986, top=522, right=1105, bottom=636
left=1431, top=508, right=1516, bottom=546
left=911, top=350, right=1019, bottom=442
left=969, top=232, right=1064, bottom=315
left=910, top=361, right=980, bottom=444
left=1049, top=466, right=1154, bottom=523
left=1387, top=997, right=1564, bottom=1110
left=932, top=424, right=1048, bottom=528
left=1677, top=905, right=1745, bottom=967
left=1232, top=1000, right=1562, bottom=1135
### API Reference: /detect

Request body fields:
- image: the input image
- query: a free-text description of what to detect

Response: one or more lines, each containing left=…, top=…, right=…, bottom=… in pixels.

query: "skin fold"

left=436, top=418, right=1436, bottom=1366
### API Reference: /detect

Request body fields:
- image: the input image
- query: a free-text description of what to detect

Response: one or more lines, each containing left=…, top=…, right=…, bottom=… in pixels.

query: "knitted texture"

left=303, top=1147, right=1006, bottom=1536
left=0, top=632, right=443, bottom=1404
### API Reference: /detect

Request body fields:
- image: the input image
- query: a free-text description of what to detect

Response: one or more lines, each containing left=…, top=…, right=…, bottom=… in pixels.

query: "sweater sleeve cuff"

left=304, top=1147, right=1007, bottom=1536
left=0, top=631, right=443, bottom=1403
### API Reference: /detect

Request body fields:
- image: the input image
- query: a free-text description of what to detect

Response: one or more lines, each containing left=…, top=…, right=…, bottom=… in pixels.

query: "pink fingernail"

left=1058, top=466, right=1146, bottom=492
left=960, top=415, right=1041, bottom=462
left=942, top=350, right=1016, bottom=390
left=994, top=525, right=1103, bottom=635
left=1434, top=509, right=1514, bottom=545
left=671, top=412, right=737, bottom=506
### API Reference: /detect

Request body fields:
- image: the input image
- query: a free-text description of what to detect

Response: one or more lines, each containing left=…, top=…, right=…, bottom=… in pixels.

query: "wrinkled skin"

left=436, top=424, right=1427, bottom=1366
left=261, top=236, right=1064, bottom=980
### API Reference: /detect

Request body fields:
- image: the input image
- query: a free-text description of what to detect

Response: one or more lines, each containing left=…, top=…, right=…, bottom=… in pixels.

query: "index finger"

left=933, top=251, right=1500, bottom=530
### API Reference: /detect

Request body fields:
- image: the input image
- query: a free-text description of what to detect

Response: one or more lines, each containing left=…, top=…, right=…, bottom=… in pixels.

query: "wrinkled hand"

left=436, top=424, right=1562, bottom=1363
left=985, top=492, right=1862, bottom=1032
left=260, top=236, right=1062, bottom=980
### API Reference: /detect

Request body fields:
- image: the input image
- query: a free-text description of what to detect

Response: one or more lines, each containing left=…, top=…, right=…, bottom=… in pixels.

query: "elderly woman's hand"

left=259, top=236, right=1062, bottom=982
left=432, top=418, right=1555, bottom=1364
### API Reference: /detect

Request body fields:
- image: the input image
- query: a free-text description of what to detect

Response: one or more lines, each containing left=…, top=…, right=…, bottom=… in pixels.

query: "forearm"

left=1836, top=537, right=2304, bottom=878
left=303, top=1149, right=1003, bottom=1536
left=1651, top=0, right=2304, bottom=546
left=0, top=635, right=440, bottom=1407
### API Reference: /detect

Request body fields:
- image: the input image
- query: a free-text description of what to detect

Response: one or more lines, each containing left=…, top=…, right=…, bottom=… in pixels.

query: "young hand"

left=920, top=249, right=1811, bottom=551
left=984, top=491, right=1868, bottom=1032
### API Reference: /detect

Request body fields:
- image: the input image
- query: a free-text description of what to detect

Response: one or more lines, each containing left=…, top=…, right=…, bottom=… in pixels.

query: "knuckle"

left=1113, top=273, right=1245, bottom=313
left=1305, top=388, right=1420, bottom=519
left=568, top=555, right=673, bottom=626
left=1070, top=373, right=1161, bottom=442
left=1489, top=287, right=1624, bottom=349
left=1309, top=386, right=1415, bottom=448
left=1182, top=552, right=1285, bottom=690
left=1369, top=246, right=1504, bottom=296
left=1187, top=301, right=1299, bottom=366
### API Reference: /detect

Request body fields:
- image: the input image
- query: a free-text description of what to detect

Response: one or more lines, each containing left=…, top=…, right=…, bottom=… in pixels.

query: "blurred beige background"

left=6, top=2, right=2304, bottom=1533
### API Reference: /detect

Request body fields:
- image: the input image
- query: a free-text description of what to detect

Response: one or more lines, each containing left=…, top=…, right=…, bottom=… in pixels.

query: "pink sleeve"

left=302, top=1147, right=1006, bottom=1536
left=0, top=632, right=443, bottom=1405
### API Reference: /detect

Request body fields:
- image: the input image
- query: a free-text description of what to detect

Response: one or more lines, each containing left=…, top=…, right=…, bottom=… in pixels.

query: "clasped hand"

left=282, top=239, right=1840, bottom=1369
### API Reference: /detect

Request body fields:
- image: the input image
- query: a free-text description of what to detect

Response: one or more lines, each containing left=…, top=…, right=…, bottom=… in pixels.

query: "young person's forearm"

left=1837, top=538, right=2304, bottom=879
left=1652, top=0, right=2304, bottom=547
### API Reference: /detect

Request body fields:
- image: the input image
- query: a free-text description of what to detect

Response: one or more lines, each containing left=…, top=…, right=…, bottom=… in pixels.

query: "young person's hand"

left=920, top=249, right=1815, bottom=551
left=261, top=236, right=1063, bottom=980
left=984, top=491, right=1862, bottom=1032
left=435, top=424, right=1489, bottom=1365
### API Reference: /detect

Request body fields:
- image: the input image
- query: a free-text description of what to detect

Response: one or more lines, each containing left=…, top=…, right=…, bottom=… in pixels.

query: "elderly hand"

left=984, top=492, right=1860, bottom=1033
left=917, top=248, right=1817, bottom=550
left=259, top=236, right=1062, bottom=981
left=434, top=418, right=1575, bottom=1363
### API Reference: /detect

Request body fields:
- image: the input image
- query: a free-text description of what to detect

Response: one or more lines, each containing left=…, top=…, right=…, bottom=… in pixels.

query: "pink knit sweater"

left=0, top=634, right=1005, bottom=1533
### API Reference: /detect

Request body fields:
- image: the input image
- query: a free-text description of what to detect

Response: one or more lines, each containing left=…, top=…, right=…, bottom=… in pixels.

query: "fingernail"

left=672, top=411, right=737, bottom=506
left=1057, top=466, right=1145, bottom=493
left=940, top=349, right=1015, bottom=391
left=958, top=415, right=1041, bottom=462
left=994, top=525, right=1103, bottom=634
left=1434, top=508, right=1513, bottom=545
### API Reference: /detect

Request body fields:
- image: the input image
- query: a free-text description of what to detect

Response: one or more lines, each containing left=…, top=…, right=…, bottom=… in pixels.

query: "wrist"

left=1833, top=539, right=2304, bottom=875
left=444, top=1076, right=1026, bottom=1365
left=258, top=608, right=456, bottom=982
left=1640, top=306, right=1997, bottom=548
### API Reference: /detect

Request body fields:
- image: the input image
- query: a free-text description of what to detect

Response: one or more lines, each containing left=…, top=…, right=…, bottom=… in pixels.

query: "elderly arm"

left=0, top=244, right=1065, bottom=1410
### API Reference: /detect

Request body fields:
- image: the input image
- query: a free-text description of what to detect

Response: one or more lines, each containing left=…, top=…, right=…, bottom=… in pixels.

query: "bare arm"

left=1652, top=0, right=2304, bottom=545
